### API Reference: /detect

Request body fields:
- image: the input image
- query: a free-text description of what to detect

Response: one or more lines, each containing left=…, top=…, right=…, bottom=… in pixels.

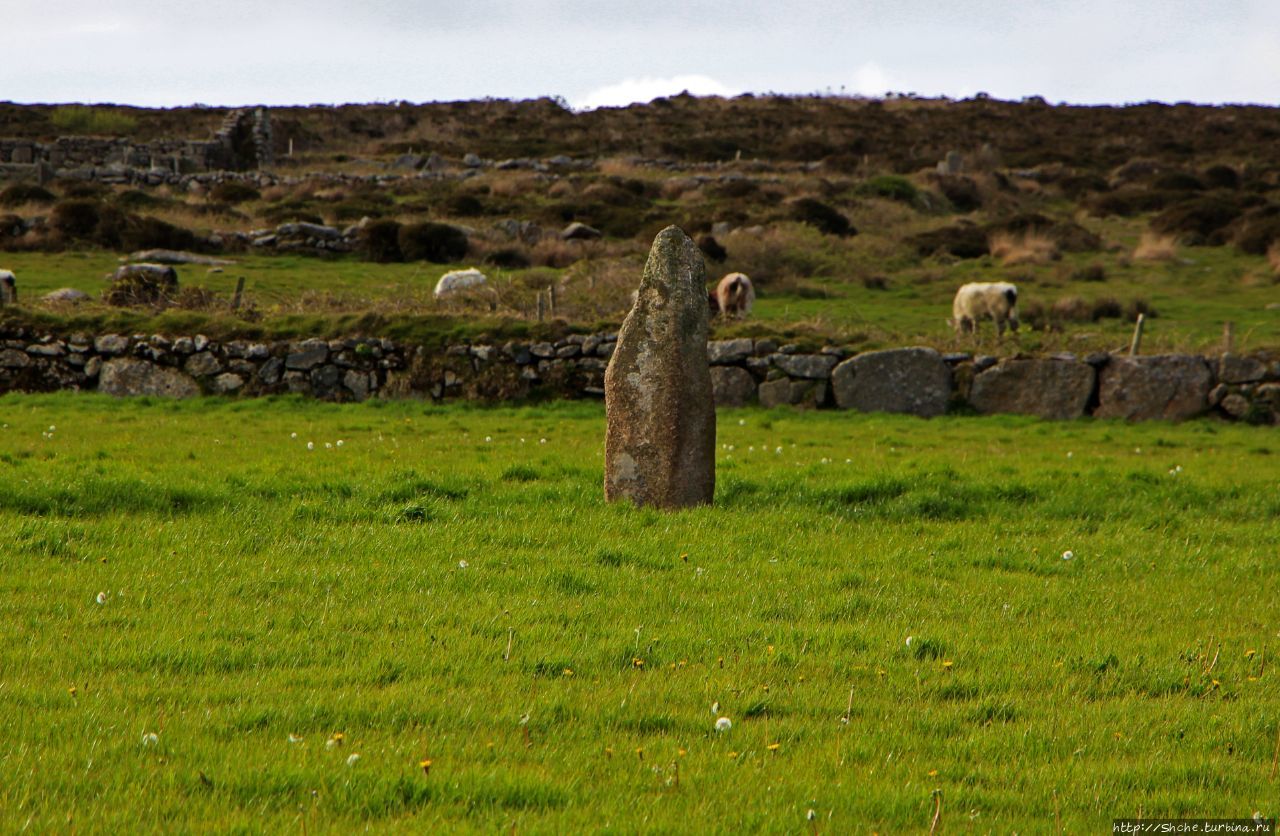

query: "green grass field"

left=2, top=394, right=1278, bottom=832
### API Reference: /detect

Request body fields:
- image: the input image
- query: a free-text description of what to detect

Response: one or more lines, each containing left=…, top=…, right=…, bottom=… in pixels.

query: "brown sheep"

left=714, top=272, right=755, bottom=319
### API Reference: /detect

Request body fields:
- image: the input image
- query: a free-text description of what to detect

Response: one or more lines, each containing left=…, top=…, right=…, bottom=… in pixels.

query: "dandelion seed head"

left=290, top=432, right=297, bottom=439
left=346, top=753, right=360, bottom=766
left=306, top=441, right=314, bottom=450
left=141, top=732, right=159, bottom=746
left=1062, top=550, right=1074, bottom=560
left=715, top=716, right=732, bottom=732
left=336, top=440, right=344, bottom=447
left=458, top=560, right=469, bottom=569
left=95, top=592, right=107, bottom=605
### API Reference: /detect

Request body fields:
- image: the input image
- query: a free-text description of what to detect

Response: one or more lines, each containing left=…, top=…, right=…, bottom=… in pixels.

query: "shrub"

left=858, top=175, right=919, bottom=204
left=989, top=231, right=1059, bottom=265
left=1050, top=296, right=1092, bottom=322
left=49, top=199, right=103, bottom=239
left=1151, top=171, right=1205, bottom=192
left=58, top=181, right=108, bottom=199
left=1149, top=196, right=1245, bottom=244
left=113, top=190, right=168, bottom=210
left=1202, top=165, right=1240, bottom=189
left=49, top=105, right=137, bottom=135
left=1227, top=205, right=1280, bottom=255
left=122, top=217, right=204, bottom=252
left=398, top=222, right=469, bottom=263
left=1086, top=188, right=1182, bottom=217
left=698, top=234, right=727, bottom=262
left=358, top=219, right=403, bottom=263
left=862, top=275, right=889, bottom=290
left=0, top=184, right=56, bottom=206
left=483, top=247, right=532, bottom=269
left=104, top=266, right=178, bottom=306
left=446, top=194, right=486, bottom=216
left=933, top=175, right=981, bottom=212
left=209, top=182, right=261, bottom=204
left=260, top=204, right=325, bottom=226
left=909, top=223, right=988, bottom=259
left=1133, top=232, right=1179, bottom=262
left=1126, top=298, right=1158, bottom=320
left=987, top=212, right=1101, bottom=251
left=789, top=198, right=855, bottom=237
left=1090, top=297, right=1124, bottom=320
left=1071, top=263, right=1107, bottom=282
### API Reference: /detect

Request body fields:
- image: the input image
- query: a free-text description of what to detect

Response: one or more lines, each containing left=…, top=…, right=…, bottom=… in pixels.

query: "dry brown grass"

left=1133, top=231, right=1179, bottom=262
left=988, top=231, right=1059, bottom=265
left=1268, top=240, right=1280, bottom=276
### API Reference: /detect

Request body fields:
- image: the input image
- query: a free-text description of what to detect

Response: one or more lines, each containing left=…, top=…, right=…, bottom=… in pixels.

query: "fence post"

left=1128, top=313, right=1145, bottom=357
left=232, top=276, right=245, bottom=310
left=1222, top=321, right=1234, bottom=353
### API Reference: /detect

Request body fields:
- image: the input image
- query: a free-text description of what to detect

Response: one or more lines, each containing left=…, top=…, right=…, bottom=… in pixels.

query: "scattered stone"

left=42, top=288, right=91, bottom=304
left=1095, top=355, right=1212, bottom=421
left=969, top=358, right=1096, bottom=420
left=830, top=347, right=952, bottom=417
left=98, top=358, right=199, bottom=398
left=605, top=226, right=715, bottom=508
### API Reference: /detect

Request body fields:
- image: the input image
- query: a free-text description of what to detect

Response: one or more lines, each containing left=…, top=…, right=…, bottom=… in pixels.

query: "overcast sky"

left=2, top=1, right=1278, bottom=110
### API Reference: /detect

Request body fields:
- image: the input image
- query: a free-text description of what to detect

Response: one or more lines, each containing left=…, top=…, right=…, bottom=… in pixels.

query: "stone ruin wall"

left=0, top=108, right=272, bottom=184
left=0, top=326, right=1277, bottom=426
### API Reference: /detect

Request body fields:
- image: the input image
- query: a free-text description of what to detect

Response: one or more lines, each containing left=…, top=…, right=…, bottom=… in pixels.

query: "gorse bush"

left=858, top=175, right=919, bottom=204
left=789, top=198, right=855, bottom=237
left=0, top=184, right=56, bottom=207
left=49, top=105, right=137, bottom=135
left=398, top=222, right=469, bottom=263
left=358, top=219, right=404, bottom=263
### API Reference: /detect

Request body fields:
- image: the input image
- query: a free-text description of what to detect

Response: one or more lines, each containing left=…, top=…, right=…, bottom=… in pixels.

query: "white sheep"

left=714, top=272, right=755, bottom=319
left=951, top=281, right=1019, bottom=335
left=433, top=268, right=488, bottom=300
left=0, top=269, right=16, bottom=305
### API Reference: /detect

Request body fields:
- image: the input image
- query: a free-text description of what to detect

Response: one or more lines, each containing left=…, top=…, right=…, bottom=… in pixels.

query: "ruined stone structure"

left=0, top=108, right=273, bottom=183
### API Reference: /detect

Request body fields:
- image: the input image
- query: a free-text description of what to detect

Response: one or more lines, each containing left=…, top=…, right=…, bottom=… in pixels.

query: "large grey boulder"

left=1095, top=355, right=1212, bottom=421
left=98, top=358, right=199, bottom=398
left=970, top=358, right=1096, bottom=420
left=604, top=226, right=715, bottom=508
left=707, top=338, right=753, bottom=365
left=771, top=353, right=838, bottom=379
left=831, top=347, right=952, bottom=417
left=711, top=366, right=757, bottom=408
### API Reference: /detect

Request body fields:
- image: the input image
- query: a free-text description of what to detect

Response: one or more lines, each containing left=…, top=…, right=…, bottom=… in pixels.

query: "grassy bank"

left=1, top=395, right=1277, bottom=831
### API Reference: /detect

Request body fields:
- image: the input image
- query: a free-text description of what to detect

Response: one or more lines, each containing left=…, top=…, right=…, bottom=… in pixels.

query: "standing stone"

left=605, top=226, right=715, bottom=508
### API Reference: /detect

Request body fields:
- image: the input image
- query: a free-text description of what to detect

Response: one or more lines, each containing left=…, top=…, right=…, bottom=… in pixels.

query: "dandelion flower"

left=1062, top=550, right=1074, bottom=560
left=68, top=685, right=77, bottom=697
left=346, top=753, right=360, bottom=766
left=942, top=660, right=954, bottom=669
left=767, top=743, right=780, bottom=751
left=95, top=592, right=108, bottom=605
left=420, top=759, right=432, bottom=774
left=715, top=716, right=732, bottom=732
left=632, top=657, right=645, bottom=668
left=562, top=668, right=574, bottom=677
left=737, top=419, right=745, bottom=426
left=142, top=732, right=159, bottom=746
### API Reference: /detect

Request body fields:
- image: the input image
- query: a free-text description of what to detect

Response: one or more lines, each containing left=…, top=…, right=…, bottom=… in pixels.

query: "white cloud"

left=848, top=62, right=895, bottom=97
left=572, top=75, right=739, bottom=111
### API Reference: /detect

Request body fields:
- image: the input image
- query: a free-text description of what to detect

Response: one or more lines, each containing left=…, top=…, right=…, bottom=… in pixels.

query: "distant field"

left=4, top=215, right=1279, bottom=355
left=2, top=394, right=1277, bottom=832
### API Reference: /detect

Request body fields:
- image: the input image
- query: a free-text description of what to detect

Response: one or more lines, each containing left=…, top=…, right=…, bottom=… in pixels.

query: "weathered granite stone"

left=969, top=358, right=1096, bottom=420
left=172, top=337, right=195, bottom=354
left=1208, top=383, right=1228, bottom=407
left=711, top=366, right=757, bottom=408
left=1095, top=355, right=1212, bottom=421
left=604, top=226, right=715, bottom=508
left=93, top=332, right=129, bottom=355
left=0, top=349, right=31, bottom=368
left=259, top=356, right=284, bottom=385
left=1219, top=353, right=1266, bottom=384
left=771, top=353, right=838, bottom=379
left=283, top=371, right=309, bottom=394
left=286, top=339, right=329, bottom=370
left=184, top=351, right=222, bottom=377
left=210, top=373, right=244, bottom=394
left=1220, top=393, right=1250, bottom=418
left=707, top=338, right=753, bottom=365
left=26, top=342, right=65, bottom=357
left=98, top=358, right=199, bottom=398
left=84, top=356, right=101, bottom=378
left=830, top=347, right=952, bottom=417
left=530, top=342, right=556, bottom=359
left=310, top=364, right=342, bottom=395
left=344, top=369, right=371, bottom=400
left=759, top=377, right=827, bottom=409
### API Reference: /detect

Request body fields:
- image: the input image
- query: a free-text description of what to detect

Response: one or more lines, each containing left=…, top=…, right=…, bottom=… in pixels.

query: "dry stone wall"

left=0, top=327, right=1277, bottom=424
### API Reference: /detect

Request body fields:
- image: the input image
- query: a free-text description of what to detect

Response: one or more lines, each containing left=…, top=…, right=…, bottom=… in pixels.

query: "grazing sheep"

left=951, top=281, right=1019, bottom=335
left=433, top=268, right=488, bottom=299
left=715, top=272, right=755, bottom=319
left=0, top=270, right=16, bottom=305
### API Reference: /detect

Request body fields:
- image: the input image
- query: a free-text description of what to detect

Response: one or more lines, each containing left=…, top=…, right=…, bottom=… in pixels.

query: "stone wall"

left=0, top=328, right=1277, bottom=424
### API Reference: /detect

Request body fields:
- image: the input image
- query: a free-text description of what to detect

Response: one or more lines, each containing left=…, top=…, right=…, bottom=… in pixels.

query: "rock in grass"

left=604, top=226, right=714, bottom=508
